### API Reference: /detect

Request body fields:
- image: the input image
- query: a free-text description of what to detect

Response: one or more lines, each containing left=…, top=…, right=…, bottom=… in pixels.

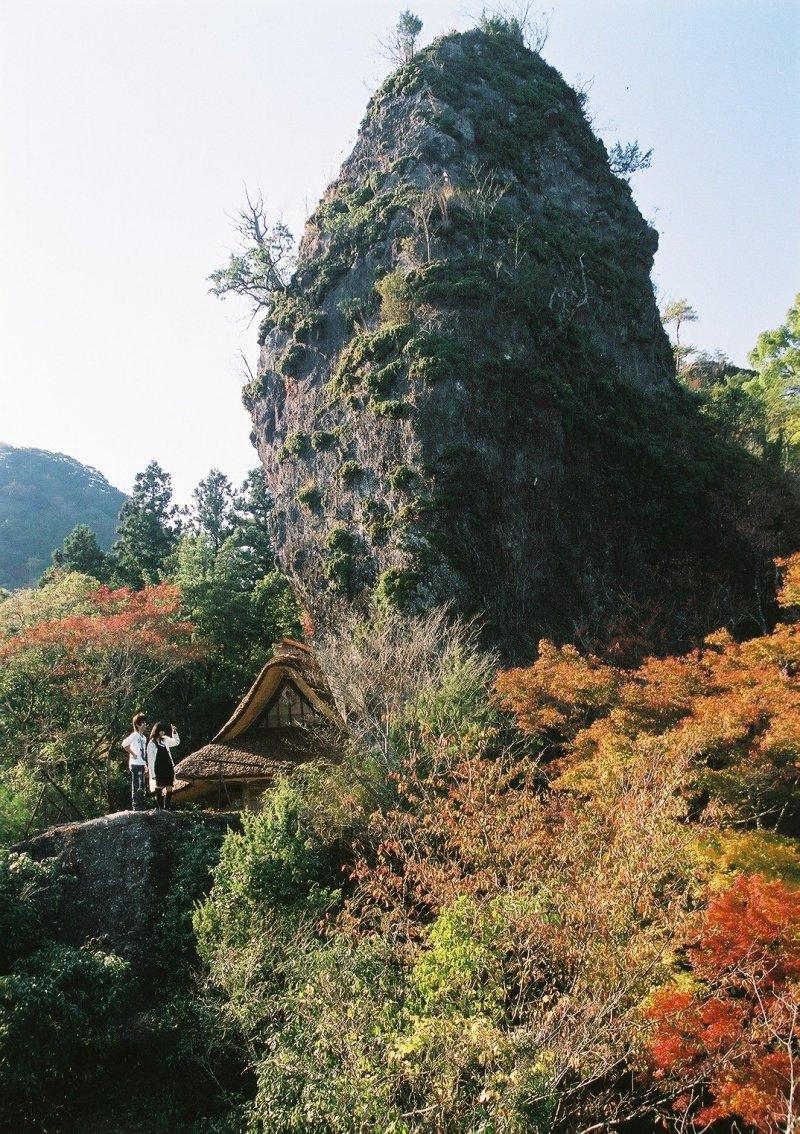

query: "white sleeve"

left=122, top=732, right=136, bottom=750
left=164, top=732, right=180, bottom=748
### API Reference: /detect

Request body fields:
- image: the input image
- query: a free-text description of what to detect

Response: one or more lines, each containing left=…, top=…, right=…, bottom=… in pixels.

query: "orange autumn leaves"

left=0, top=583, right=196, bottom=664
left=495, top=559, right=800, bottom=831
left=778, top=554, right=800, bottom=609
left=493, top=552, right=800, bottom=1132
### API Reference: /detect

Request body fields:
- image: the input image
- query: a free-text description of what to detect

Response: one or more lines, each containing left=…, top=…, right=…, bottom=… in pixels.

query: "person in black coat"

left=147, top=722, right=180, bottom=810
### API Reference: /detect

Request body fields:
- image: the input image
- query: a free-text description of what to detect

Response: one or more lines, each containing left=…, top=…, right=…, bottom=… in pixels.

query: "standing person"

left=122, top=712, right=149, bottom=812
left=147, top=722, right=180, bottom=811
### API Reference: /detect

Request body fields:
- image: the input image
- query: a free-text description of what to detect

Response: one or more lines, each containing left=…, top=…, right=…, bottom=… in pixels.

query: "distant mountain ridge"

left=0, top=442, right=126, bottom=589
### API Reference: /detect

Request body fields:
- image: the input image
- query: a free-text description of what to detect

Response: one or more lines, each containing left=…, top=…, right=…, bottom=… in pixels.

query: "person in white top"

left=122, top=712, right=149, bottom=811
left=147, top=722, right=180, bottom=811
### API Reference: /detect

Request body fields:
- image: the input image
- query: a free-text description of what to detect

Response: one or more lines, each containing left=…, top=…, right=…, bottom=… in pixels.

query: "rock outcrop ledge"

left=15, top=811, right=236, bottom=966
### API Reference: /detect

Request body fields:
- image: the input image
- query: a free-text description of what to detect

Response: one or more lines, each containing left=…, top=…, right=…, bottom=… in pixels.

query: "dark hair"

left=133, top=712, right=146, bottom=729
left=149, top=721, right=166, bottom=744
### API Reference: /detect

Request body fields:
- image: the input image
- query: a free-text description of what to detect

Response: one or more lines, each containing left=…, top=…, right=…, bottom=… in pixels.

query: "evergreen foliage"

left=51, top=522, right=109, bottom=581
left=112, top=460, right=180, bottom=586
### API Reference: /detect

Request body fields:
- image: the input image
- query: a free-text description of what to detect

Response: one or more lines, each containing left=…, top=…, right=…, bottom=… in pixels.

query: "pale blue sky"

left=1, top=0, right=798, bottom=502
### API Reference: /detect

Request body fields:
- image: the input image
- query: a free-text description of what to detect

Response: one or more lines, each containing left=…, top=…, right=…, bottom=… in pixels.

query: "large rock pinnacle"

left=247, top=27, right=786, bottom=659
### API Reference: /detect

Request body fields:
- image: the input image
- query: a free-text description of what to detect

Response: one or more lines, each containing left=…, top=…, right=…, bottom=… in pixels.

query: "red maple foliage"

left=0, top=582, right=194, bottom=661
left=647, top=873, right=800, bottom=1132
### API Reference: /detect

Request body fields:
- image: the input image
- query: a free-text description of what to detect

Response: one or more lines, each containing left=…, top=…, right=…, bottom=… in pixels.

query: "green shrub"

left=376, top=268, right=413, bottom=325
left=336, top=296, right=368, bottom=330
left=372, top=397, right=412, bottom=419
left=322, top=526, right=362, bottom=593
left=366, top=359, right=404, bottom=398
left=323, top=552, right=355, bottom=592
left=374, top=566, right=420, bottom=609
left=389, top=464, right=416, bottom=491
left=242, top=371, right=264, bottom=411
left=247, top=937, right=404, bottom=1133
left=151, top=820, right=231, bottom=973
left=328, top=324, right=415, bottom=399
left=277, top=342, right=306, bottom=377
left=297, top=481, right=323, bottom=510
left=326, top=525, right=358, bottom=554
left=261, top=294, right=325, bottom=344
left=195, top=781, right=336, bottom=968
left=0, top=944, right=128, bottom=1123
left=406, top=330, right=469, bottom=384
left=311, top=429, right=337, bottom=451
left=0, top=852, right=59, bottom=971
left=410, top=896, right=504, bottom=1020
left=276, top=432, right=310, bottom=462
left=338, top=459, right=365, bottom=485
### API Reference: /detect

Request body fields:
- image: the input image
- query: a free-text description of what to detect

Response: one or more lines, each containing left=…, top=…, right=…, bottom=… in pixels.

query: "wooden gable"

left=252, top=678, right=321, bottom=731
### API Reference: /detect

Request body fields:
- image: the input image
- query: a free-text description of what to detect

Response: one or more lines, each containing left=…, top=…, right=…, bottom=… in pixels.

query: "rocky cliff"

left=248, top=27, right=794, bottom=659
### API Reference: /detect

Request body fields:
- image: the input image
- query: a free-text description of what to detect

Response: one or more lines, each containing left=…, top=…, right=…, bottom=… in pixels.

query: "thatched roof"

left=174, top=728, right=334, bottom=783
left=173, top=639, right=343, bottom=787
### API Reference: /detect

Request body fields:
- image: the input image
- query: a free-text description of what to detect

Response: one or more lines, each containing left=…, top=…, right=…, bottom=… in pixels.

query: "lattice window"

left=260, top=681, right=318, bottom=728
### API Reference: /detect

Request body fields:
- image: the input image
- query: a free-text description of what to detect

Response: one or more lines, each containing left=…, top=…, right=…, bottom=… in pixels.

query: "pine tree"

left=112, top=461, right=179, bottom=587
left=191, top=468, right=236, bottom=554
left=52, top=524, right=108, bottom=581
left=235, top=468, right=275, bottom=577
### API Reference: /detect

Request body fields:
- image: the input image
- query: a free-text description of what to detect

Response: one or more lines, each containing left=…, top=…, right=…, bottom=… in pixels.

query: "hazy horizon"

left=2, top=0, right=798, bottom=502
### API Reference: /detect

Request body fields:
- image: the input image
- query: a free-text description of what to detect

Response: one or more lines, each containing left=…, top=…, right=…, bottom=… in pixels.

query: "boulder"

left=14, top=810, right=237, bottom=967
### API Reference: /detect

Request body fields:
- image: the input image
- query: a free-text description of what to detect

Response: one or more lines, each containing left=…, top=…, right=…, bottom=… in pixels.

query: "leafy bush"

left=0, top=851, right=59, bottom=970
left=648, top=874, right=800, bottom=1131
left=277, top=342, right=306, bottom=376
left=263, top=293, right=325, bottom=343
left=150, top=820, right=230, bottom=973
left=246, top=936, right=403, bottom=1133
left=0, top=847, right=128, bottom=1129
left=0, top=944, right=128, bottom=1122
left=371, top=397, right=412, bottom=418
left=389, top=463, right=416, bottom=491
left=336, top=295, right=368, bottom=331
left=338, top=459, right=365, bottom=485
left=374, top=565, right=420, bottom=609
left=195, top=780, right=337, bottom=966
left=376, top=268, right=413, bottom=325
left=276, top=431, right=310, bottom=462
left=311, top=429, right=337, bottom=451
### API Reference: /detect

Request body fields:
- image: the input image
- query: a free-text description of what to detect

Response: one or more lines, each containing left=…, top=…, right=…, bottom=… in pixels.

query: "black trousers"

left=131, top=766, right=147, bottom=811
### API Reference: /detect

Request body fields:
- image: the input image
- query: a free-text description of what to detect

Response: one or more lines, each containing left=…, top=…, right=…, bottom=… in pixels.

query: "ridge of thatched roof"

left=213, top=638, right=342, bottom=744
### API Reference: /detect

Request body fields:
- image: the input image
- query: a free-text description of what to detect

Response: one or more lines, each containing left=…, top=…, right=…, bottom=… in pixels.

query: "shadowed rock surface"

left=15, top=811, right=237, bottom=967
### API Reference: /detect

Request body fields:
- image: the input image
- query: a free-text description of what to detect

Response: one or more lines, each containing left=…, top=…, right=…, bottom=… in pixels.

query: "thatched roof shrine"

left=173, top=638, right=343, bottom=808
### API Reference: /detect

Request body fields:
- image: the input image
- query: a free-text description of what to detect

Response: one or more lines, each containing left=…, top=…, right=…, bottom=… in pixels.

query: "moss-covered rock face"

left=248, top=28, right=796, bottom=659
